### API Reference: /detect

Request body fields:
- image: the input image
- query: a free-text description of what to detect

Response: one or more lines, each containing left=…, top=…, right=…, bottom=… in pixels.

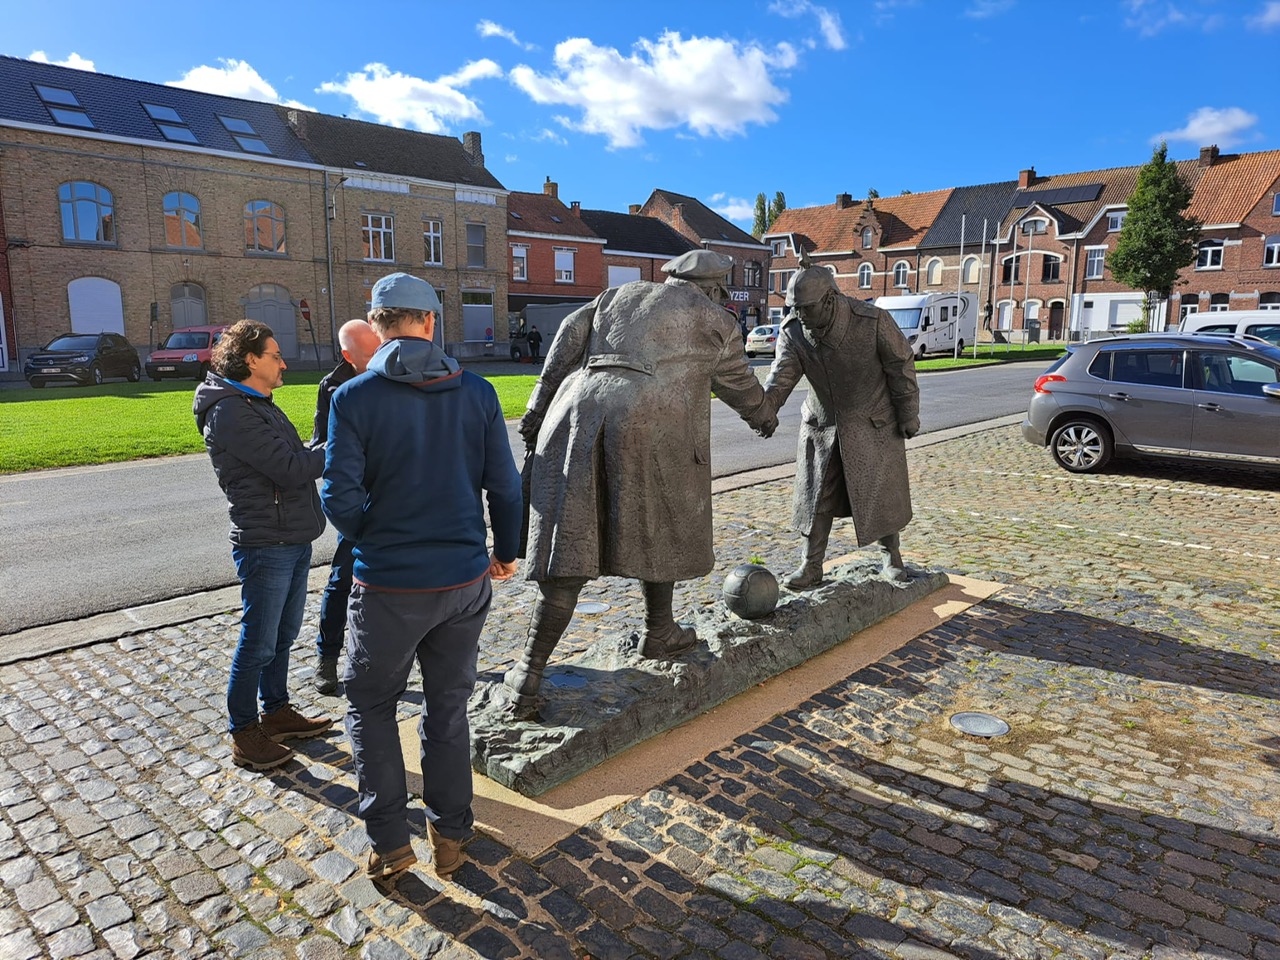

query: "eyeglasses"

left=264, top=352, right=284, bottom=362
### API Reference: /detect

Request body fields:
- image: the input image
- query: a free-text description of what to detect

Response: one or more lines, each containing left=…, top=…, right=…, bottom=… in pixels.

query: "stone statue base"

left=469, top=557, right=949, bottom=797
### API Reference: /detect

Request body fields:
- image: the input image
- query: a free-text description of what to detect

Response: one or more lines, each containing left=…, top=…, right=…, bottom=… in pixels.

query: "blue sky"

left=6, top=1, right=1280, bottom=227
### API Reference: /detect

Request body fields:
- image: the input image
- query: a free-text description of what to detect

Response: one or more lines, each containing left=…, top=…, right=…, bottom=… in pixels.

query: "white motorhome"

left=875, top=293, right=979, bottom=358
left=1178, top=309, right=1280, bottom=346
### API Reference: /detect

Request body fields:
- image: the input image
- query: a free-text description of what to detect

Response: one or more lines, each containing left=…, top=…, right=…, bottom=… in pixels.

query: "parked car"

left=745, top=324, right=780, bottom=358
left=1178, top=310, right=1280, bottom=347
left=23, top=332, right=141, bottom=388
left=1022, top=333, right=1280, bottom=473
left=146, top=325, right=228, bottom=381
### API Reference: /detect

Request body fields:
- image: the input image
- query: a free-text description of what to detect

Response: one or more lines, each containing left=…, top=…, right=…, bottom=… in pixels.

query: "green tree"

left=752, top=192, right=768, bottom=238
left=1108, top=142, right=1201, bottom=330
left=867, top=187, right=880, bottom=200
left=767, top=191, right=786, bottom=229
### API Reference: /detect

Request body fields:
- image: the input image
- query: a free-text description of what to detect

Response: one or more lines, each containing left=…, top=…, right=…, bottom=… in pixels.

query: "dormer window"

left=770, top=239, right=786, bottom=256
left=218, top=115, right=271, bottom=154
left=35, top=84, right=93, bottom=128
left=861, top=227, right=873, bottom=249
left=1021, top=218, right=1047, bottom=235
left=1106, top=211, right=1127, bottom=232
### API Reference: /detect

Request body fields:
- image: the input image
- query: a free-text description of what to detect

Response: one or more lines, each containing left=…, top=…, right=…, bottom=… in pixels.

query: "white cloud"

left=964, top=0, right=1015, bottom=18
left=509, top=32, right=797, bottom=149
left=768, top=1, right=847, bottom=49
left=533, top=128, right=568, bottom=145
left=477, top=19, right=536, bottom=50
left=318, top=60, right=502, bottom=133
left=504, top=153, right=519, bottom=163
left=1154, top=106, right=1259, bottom=148
left=168, top=58, right=313, bottom=109
left=707, top=192, right=756, bottom=223
left=29, top=50, right=95, bottom=71
left=1123, top=0, right=1189, bottom=36
left=1249, top=1, right=1280, bottom=28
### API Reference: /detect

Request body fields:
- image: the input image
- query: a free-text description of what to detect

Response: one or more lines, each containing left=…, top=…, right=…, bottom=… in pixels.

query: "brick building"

left=505, top=179, right=605, bottom=317
left=576, top=207, right=697, bottom=287
left=637, top=189, right=770, bottom=331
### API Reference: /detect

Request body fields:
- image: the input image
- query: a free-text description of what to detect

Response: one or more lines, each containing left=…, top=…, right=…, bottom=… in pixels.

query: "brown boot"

left=260, top=704, right=332, bottom=742
left=231, top=722, right=294, bottom=771
left=366, top=844, right=417, bottom=881
left=429, top=825, right=465, bottom=879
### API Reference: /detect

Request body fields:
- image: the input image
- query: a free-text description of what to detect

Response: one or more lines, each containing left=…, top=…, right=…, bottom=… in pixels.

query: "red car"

left=146, top=325, right=228, bottom=381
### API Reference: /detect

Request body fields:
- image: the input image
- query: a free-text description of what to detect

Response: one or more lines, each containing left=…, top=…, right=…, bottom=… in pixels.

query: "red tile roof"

left=507, top=191, right=600, bottom=239
left=768, top=188, right=952, bottom=253
left=1186, top=149, right=1280, bottom=224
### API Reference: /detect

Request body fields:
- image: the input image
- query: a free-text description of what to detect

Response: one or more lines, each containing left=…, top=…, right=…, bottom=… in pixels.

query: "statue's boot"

left=503, top=583, right=579, bottom=720
left=784, top=515, right=833, bottom=590
left=636, top=581, right=698, bottom=660
left=880, top=532, right=910, bottom=582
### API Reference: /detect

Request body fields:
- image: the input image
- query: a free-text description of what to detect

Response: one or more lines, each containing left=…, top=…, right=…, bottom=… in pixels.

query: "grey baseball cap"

left=370, top=273, right=442, bottom=314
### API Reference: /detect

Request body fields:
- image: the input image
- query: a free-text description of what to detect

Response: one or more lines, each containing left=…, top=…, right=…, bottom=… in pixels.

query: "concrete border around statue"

left=470, top=557, right=949, bottom=797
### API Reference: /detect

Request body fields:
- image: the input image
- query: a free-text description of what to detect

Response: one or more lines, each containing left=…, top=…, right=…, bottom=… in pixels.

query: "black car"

left=23, top=332, right=142, bottom=388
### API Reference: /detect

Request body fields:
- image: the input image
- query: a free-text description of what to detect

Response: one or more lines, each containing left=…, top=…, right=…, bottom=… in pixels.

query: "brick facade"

left=505, top=183, right=605, bottom=317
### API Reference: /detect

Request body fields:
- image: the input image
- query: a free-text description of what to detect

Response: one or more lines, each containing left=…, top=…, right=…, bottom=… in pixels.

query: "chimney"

left=543, top=176, right=558, bottom=199
left=1199, top=144, right=1220, bottom=167
left=628, top=204, right=641, bottom=215
left=286, top=109, right=307, bottom=139
left=835, top=192, right=852, bottom=209
left=462, top=131, right=484, bottom=167
left=570, top=201, right=581, bottom=217
left=672, top=203, right=684, bottom=226
left=1018, top=167, right=1037, bottom=189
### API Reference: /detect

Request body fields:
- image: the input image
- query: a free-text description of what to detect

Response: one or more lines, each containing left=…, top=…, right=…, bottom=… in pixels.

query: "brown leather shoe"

left=366, top=844, right=417, bottom=881
left=260, top=704, right=332, bottom=742
left=231, top=722, right=294, bottom=771
left=429, top=825, right=465, bottom=879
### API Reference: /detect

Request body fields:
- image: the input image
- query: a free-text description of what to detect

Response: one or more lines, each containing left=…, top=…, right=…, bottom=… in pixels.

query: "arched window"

left=1042, top=254, right=1062, bottom=283
left=1260, top=292, right=1280, bottom=310
left=58, top=181, right=114, bottom=244
left=245, top=200, right=287, bottom=254
left=861, top=227, right=874, bottom=249
left=1209, top=293, right=1229, bottom=312
left=1021, top=218, right=1048, bottom=235
left=163, top=191, right=202, bottom=249
left=996, top=300, right=1014, bottom=330
left=858, top=263, right=872, bottom=289
left=893, top=261, right=909, bottom=288
left=962, top=257, right=979, bottom=284
left=1001, top=255, right=1021, bottom=284
left=925, top=259, right=942, bottom=286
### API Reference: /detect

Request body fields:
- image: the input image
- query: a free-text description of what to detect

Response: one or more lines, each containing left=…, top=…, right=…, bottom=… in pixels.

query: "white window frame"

left=423, top=219, right=443, bottom=266
left=1208, top=295, right=1230, bottom=312
left=1085, top=248, right=1105, bottom=280
left=858, top=263, right=872, bottom=289
left=962, top=256, right=979, bottom=284
left=1021, top=218, right=1048, bottom=235
left=893, top=261, right=909, bottom=289
left=1196, top=241, right=1223, bottom=270
left=511, top=245, right=528, bottom=281
left=1263, top=235, right=1280, bottom=268
left=770, top=239, right=786, bottom=256
left=362, top=213, right=394, bottom=262
left=1273, top=194, right=1280, bottom=216
left=1179, top=302, right=1199, bottom=321
left=861, top=227, right=873, bottom=249
left=553, top=247, right=575, bottom=283
left=925, top=258, right=942, bottom=286
left=1106, top=211, right=1127, bottom=232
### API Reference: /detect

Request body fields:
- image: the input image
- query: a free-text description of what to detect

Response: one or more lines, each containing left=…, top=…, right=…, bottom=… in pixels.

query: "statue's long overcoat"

left=524, top=279, right=771, bottom=582
left=764, top=296, right=920, bottom=545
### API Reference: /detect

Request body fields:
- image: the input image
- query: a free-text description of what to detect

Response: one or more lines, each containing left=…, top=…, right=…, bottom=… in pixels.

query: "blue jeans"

left=343, top=577, right=491, bottom=854
left=316, top=535, right=353, bottom=660
left=228, top=543, right=312, bottom=732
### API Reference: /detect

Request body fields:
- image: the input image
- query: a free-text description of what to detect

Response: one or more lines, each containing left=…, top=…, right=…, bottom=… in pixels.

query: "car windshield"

left=45, top=335, right=99, bottom=351
left=161, top=332, right=211, bottom=350
left=885, top=308, right=922, bottom=331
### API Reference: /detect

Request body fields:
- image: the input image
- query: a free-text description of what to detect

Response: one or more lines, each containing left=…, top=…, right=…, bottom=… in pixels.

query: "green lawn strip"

left=0, top=372, right=540, bottom=473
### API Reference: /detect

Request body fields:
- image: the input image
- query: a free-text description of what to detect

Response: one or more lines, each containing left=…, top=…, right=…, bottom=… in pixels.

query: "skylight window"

left=549, top=215, right=562, bottom=223
left=34, top=84, right=93, bottom=128
left=510, top=211, right=523, bottom=219
left=217, top=115, right=272, bottom=155
left=143, top=103, right=199, bottom=144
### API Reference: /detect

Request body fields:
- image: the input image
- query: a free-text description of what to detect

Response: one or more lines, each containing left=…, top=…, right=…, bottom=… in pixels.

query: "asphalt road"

left=0, top=361, right=1044, bottom=633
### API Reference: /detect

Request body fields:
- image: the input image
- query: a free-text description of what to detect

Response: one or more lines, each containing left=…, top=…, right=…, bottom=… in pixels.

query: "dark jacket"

left=311, top=359, right=356, bottom=445
left=194, top=375, right=327, bottom=546
left=322, top=336, right=522, bottom=591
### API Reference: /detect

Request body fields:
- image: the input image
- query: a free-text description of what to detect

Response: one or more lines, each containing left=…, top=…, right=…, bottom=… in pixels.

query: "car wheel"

left=746, top=351, right=756, bottom=358
left=916, top=344, right=927, bottom=360
left=90, top=363, right=104, bottom=386
left=1049, top=418, right=1113, bottom=473
left=956, top=339, right=965, bottom=354
left=128, top=362, right=141, bottom=382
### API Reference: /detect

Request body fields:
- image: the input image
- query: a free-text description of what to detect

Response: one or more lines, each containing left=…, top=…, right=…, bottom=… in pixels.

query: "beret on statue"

left=661, top=249, right=735, bottom=280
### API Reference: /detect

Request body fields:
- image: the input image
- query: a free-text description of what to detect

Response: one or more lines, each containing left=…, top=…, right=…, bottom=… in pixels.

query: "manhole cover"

left=950, top=712, right=1010, bottom=738
left=545, top=672, right=588, bottom=689
left=575, top=601, right=610, bottom=615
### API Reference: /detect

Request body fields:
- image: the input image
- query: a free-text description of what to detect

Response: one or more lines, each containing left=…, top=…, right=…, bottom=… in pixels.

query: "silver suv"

left=1022, top=333, right=1280, bottom=473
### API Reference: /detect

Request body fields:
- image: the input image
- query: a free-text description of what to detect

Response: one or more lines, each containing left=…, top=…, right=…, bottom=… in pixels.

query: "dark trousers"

left=316, top=535, right=353, bottom=660
left=343, top=577, right=492, bottom=854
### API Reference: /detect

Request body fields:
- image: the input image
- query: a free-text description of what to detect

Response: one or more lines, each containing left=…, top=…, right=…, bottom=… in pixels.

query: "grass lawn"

left=0, top=372, right=540, bottom=474
left=0, top=347, right=1057, bottom=474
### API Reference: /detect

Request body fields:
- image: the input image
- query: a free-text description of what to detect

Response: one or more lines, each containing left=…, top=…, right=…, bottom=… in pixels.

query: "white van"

left=875, top=292, right=979, bottom=359
left=1179, top=309, right=1280, bottom=346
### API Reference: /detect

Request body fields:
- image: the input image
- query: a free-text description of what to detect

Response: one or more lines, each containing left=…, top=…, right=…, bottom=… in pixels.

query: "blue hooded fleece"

left=320, top=336, right=522, bottom=591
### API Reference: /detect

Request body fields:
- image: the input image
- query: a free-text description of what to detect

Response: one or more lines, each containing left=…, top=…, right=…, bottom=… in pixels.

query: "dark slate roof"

left=273, top=107, right=504, bottom=189
left=0, top=55, right=314, bottom=163
left=649, top=189, right=763, bottom=246
left=919, top=180, right=1019, bottom=248
left=578, top=209, right=698, bottom=256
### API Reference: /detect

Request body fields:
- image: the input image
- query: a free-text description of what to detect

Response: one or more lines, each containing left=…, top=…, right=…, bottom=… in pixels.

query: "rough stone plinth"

left=470, top=556, right=948, bottom=796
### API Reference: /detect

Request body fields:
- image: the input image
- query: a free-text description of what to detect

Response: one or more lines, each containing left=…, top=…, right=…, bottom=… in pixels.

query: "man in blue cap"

left=321, top=272, right=523, bottom=883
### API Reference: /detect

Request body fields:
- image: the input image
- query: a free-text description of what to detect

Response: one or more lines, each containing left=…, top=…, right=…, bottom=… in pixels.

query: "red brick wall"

left=510, top=236, right=605, bottom=300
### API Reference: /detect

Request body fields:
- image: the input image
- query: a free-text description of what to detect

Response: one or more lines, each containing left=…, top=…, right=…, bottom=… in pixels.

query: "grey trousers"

left=343, top=577, right=492, bottom=854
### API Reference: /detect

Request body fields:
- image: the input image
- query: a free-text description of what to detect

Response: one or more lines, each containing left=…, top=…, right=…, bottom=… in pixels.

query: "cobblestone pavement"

left=1, top=426, right=1278, bottom=959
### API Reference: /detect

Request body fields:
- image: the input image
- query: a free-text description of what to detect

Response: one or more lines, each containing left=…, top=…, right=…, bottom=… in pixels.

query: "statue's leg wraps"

left=503, top=578, right=584, bottom=718
left=784, top=513, right=833, bottom=590
left=637, top=581, right=698, bottom=660
left=879, top=531, right=908, bottom=580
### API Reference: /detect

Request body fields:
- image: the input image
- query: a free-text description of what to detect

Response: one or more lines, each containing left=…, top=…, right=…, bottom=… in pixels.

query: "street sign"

left=299, top=299, right=311, bottom=321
